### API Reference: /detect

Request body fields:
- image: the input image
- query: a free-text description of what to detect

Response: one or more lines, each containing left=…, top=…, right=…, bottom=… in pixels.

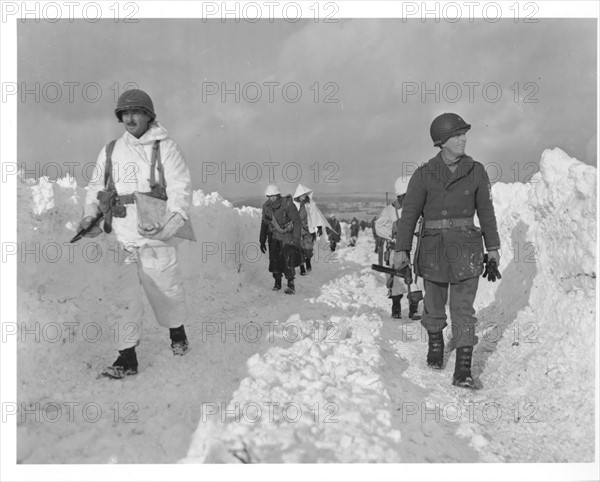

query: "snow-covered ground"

left=13, top=148, right=597, bottom=465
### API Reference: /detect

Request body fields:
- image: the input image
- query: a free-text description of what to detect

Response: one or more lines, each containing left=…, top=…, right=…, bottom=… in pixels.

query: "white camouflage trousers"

left=101, top=243, right=188, bottom=350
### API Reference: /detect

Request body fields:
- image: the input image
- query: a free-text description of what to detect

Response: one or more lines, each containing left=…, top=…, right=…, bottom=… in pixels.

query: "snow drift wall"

left=474, top=148, right=596, bottom=462
left=15, top=179, right=263, bottom=460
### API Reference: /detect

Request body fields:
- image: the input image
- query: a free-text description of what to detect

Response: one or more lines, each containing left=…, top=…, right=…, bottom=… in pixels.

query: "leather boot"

left=101, top=346, right=138, bottom=379
left=300, top=265, right=307, bottom=276
left=284, top=278, right=295, bottom=295
left=452, top=346, right=477, bottom=389
left=409, top=301, right=421, bottom=320
left=170, top=325, right=190, bottom=356
left=273, top=275, right=282, bottom=291
left=305, top=257, right=312, bottom=272
left=426, top=331, right=444, bottom=369
left=391, top=295, right=402, bottom=319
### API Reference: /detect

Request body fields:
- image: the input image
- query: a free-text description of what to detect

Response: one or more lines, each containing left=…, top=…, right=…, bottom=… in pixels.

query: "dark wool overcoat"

left=396, top=152, right=501, bottom=282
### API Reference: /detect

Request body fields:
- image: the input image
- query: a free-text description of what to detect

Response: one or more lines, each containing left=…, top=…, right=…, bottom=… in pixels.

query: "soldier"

left=259, top=184, right=302, bottom=294
left=77, top=89, right=193, bottom=379
left=293, top=184, right=329, bottom=275
left=349, top=217, right=360, bottom=247
left=326, top=214, right=342, bottom=251
left=394, top=113, right=500, bottom=388
left=376, top=176, right=422, bottom=320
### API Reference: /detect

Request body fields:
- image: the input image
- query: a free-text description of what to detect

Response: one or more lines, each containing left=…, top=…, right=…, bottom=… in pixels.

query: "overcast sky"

left=17, top=17, right=597, bottom=199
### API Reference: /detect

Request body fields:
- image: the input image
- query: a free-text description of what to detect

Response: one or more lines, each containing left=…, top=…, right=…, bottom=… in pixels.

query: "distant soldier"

left=293, top=184, right=330, bottom=275
left=259, top=184, right=302, bottom=294
left=394, top=113, right=501, bottom=389
left=376, top=176, right=422, bottom=320
left=326, top=214, right=341, bottom=251
left=349, top=217, right=360, bottom=247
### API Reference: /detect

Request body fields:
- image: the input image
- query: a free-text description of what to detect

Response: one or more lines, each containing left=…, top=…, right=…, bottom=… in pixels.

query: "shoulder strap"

left=150, top=140, right=166, bottom=189
left=104, top=139, right=117, bottom=190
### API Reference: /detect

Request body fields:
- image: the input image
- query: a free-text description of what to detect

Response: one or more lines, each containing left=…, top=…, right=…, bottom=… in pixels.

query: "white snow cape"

left=293, top=183, right=333, bottom=233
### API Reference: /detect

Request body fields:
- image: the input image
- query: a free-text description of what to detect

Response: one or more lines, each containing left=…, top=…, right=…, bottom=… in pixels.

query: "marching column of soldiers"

left=75, top=90, right=501, bottom=390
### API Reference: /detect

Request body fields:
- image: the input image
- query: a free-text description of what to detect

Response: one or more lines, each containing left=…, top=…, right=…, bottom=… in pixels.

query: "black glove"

left=317, top=226, right=323, bottom=236
left=483, top=254, right=502, bottom=282
left=260, top=242, right=267, bottom=254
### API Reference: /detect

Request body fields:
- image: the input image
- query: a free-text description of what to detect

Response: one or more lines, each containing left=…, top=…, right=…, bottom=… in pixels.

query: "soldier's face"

left=442, top=132, right=467, bottom=157
left=122, top=109, right=151, bottom=138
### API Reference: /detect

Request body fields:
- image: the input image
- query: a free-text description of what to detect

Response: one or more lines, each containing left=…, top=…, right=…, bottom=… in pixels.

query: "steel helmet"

left=265, top=184, right=281, bottom=196
left=394, top=176, right=410, bottom=196
left=115, top=89, right=156, bottom=122
left=430, top=113, right=471, bottom=147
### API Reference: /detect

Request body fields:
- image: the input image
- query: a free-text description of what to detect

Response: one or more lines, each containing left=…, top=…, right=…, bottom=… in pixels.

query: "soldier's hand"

left=487, top=249, right=500, bottom=264
left=139, top=212, right=185, bottom=241
left=483, top=252, right=502, bottom=282
left=77, top=216, right=102, bottom=238
left=392, top=250, right=409, bottom=270
left=96, top=190, right=117, bottom=214
left=260, top=242, right=267, bottom=254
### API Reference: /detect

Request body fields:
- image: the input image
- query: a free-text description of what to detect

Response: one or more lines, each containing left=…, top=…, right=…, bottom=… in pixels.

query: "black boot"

left=391, top=295, right=402, bottom=319
left=300, top=265, right=307, bottom=276
left=409, top=301, right=421, bottom=320
left=452, top=346, right=477, bottom=389
left=169, top=325, right=190, bottom=356
left=102, top=346, right=138, bottom=379
left=427, top=331, right=444, bottom=369
left=284, top=278, right=295, bottom=295
left=273, top=275, right=282, bottom=291
left=305, top=257, right=312, bottom=272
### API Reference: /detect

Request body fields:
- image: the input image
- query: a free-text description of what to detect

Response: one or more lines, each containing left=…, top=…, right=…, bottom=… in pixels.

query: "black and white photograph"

left=1, top=1, right=598, bottom=481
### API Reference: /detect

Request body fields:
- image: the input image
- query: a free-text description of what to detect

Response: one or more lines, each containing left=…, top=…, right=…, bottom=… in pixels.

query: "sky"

left=15, top=14, right=598, bottom=199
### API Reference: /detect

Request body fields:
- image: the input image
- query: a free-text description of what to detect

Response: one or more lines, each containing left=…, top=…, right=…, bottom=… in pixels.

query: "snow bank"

left=182, top=283, right=402, bottom=463
left=472, top=148, right=597, bottom=462
left=15, top=179, right=264, bottom=462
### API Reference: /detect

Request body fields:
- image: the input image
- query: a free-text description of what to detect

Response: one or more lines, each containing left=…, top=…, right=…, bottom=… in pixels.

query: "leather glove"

left=97, top=190, right=117, bottom=214
left=483, top=253, right=502, bottom=282
left=76, top=215, right=102, bottom=238
left=260, top=242, right=267, bottom=254
left=138, top=212, right=185, bottom=241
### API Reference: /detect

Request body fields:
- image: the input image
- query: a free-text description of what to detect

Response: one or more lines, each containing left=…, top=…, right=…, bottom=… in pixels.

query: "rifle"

left=371, top=263, right=412, bottom=285
left=409, top=217, right=423, bottom=275
left=70, top=212, right=103, bottom=243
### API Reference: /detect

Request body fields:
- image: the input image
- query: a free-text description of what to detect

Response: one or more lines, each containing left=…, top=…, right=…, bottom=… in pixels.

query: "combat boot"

left=102, top=346, right=138, bottom=379
left=300, top=265, right=307, bottom=276
left=273, top=275, right=282, bottom=291
left=284, top=279, right=295, bottom=295
left=452, top=346, right=477, bottom=389
left=409, top=301, right=422, bottom=320
left=170, top=325, right=190, bottom=356
left=426, top=331, right=444, bottom=369
left=305, top=258, right=312, bottom=272
left=391, top=295, right=402, bottom=319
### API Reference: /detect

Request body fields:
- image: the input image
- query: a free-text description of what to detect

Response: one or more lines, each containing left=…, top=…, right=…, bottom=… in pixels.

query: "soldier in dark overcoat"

left=394, top=113, right=501, bottom=388
left=260, top=184, right=302, bottom=294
